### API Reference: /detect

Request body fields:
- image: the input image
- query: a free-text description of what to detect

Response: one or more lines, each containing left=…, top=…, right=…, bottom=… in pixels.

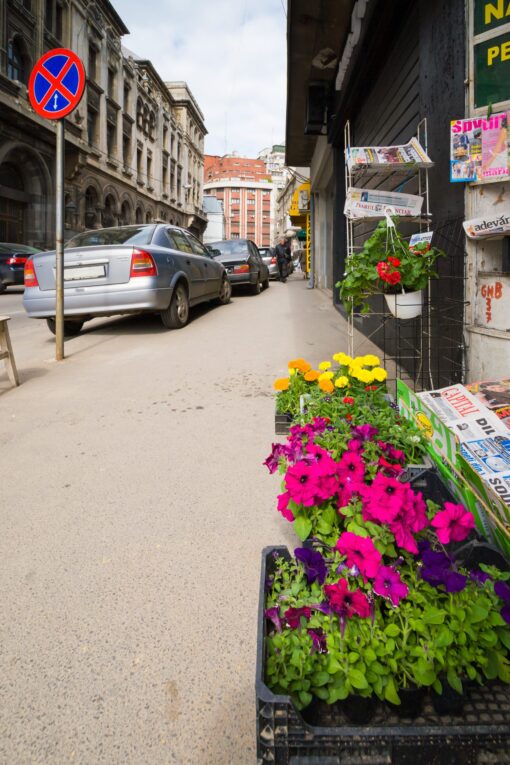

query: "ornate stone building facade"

left=0, top=0, right=207, bottom=247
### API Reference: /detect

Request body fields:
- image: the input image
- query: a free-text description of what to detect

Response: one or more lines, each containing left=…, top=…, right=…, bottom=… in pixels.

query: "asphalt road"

left=0, top=278, right=379, bottom=764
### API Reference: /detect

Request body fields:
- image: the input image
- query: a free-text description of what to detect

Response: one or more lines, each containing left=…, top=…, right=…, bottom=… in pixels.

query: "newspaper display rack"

left=343, top=120, right=433, bottom=368
left=343, top=121, right=468, bottom=395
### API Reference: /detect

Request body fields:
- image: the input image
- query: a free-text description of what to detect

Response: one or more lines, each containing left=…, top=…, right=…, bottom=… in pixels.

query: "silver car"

left=23, top=224, right=231, bottom=335
left=258, top=247, right=279, bottom=280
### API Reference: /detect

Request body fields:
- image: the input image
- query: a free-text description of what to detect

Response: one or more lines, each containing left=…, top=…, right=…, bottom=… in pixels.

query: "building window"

left=107, top=120, right=116, bottom=158
left=123, top=84, right=130, bottom=111
left=149, top=112, right=156, bottom=140
left=136, top=99, right=143, bottom=130
left=87, top=107, right=98, bottom=146
left=177, top=168, right=182, bottom=198
left=88, top=45, right=97, bottom=81
left=7, top=37, right=29, bottom=84
left=137, top=147, right=143, bottom=180
left=146, top=153, right=152, bottom=187
left=123, top=133, right=131, bottom=167
left=170, top=161, right=176, bottom=196
left=45, top=0, right=64, bottom=39
left=162, top=160, right=168, bottom=193
left=108, top=67, right=116, bottom=99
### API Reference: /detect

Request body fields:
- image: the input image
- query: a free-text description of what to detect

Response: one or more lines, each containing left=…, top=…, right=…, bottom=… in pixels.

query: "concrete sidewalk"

left=0, top=277, right=381, bottom=765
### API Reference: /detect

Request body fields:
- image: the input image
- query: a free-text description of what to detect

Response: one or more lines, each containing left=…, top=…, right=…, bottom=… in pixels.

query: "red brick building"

left=203, top=155, right=274, bottom=246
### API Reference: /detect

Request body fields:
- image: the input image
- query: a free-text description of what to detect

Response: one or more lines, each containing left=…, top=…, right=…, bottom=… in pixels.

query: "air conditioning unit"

left=304, top=82, right=328, bottom=135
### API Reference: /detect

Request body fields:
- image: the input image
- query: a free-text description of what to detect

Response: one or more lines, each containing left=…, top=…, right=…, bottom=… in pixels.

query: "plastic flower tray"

left=256, top=545, right=510, bottom=765
left=275, top=410, right=293, bottom=435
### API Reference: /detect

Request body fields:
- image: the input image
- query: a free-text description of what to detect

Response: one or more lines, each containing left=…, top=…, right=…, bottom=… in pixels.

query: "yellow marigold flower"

left=318, top=361, right=332, bottom=371
left=274, top=377, right=290, bottom=391
left=304, top=370, right=320, bottom=382
left=333, top=352, right=352, bottom=366
left=319, top=378, right=335, bottom=394
left=288, top=358, right=311, bottom=374
left=350, top=367, right=373, bottom=384
left=372, top=367, right=388, bottom=382
left=318, top=371, right=334, bottom=381
left=361, top=354, right=381, bottom=367
left=335, top=375, right=349, bottom=388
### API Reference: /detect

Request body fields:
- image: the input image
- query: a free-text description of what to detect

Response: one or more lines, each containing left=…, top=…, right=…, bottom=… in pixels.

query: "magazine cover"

left=450, top=118, right=482, bottom=182
left=466, top=379, right=510, bottom=429
left=481, top=112, right=509, bottom=180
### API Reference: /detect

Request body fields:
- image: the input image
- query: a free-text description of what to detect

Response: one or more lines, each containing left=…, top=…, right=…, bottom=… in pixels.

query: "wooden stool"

left=0, top=316, right=20, bottom=387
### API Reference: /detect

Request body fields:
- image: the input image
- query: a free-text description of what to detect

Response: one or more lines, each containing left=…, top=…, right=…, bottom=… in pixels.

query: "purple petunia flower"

left=265, top=607, right=283, bottom=632
left=373, top=566, right=409, bottom=606
left=351, top=424, right=379, bottom=442
left=295, top=547, right=328, bottom=584
left=470, top=569, right=491, bottom=585
left=420, top=548, right=467, bottom=593
left=308, top=628, right=328, bottom=654
left=495, top=580, right=510, bottom=625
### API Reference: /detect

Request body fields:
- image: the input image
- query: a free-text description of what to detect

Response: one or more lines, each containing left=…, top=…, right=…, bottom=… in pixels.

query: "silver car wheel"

left=176, top=286, right=189, bottom=322
left=220, top=277, right=231, bottom=303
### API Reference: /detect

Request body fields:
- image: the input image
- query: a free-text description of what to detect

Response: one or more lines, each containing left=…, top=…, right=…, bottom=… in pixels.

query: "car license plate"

left=63, top=265, right=106, bottom=281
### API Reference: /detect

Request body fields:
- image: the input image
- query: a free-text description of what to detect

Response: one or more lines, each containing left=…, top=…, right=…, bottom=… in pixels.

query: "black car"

left=209, top=239, right=270, bottom=295
left=0, top=243, right=41, bottom=293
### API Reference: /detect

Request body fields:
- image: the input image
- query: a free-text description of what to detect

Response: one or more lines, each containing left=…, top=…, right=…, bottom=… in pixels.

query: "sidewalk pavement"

left=0, top=277, right=382, bottom=765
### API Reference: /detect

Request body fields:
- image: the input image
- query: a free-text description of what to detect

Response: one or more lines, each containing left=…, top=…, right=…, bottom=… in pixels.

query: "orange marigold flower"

left=319, top=378, right=335, bottom=394
left=304, top=370, right=321, bottom=382
left=288, top=358, right=311, bottom=373
left=274, top=377, right=290, bottom=391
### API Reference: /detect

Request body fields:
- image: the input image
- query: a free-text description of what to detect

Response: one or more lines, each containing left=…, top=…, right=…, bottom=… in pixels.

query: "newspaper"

left=466, top=378, right=510, bottom=428
left=416, top=384, right=508, bottom=442
left=346, top=137, right=433, bottom=172
left=344, top=187, right=424, bottom=220
left=460, top=436, right=510, bottom=481
left=450, top=112, right=510, bottom=183
left=463, top=212, right=510, bottom=239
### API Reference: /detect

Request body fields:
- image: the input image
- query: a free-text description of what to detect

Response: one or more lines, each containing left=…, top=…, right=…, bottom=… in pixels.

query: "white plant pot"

left=384, top=289, right=423, bottom=319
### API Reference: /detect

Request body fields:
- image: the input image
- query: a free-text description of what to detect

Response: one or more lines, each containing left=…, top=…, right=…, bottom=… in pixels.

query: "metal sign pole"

left=55, top=118, right=64, bottom=361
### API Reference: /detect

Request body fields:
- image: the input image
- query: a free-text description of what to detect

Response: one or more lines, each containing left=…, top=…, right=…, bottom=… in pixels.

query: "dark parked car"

left=258, top=247, right=279, bottom=280
left=0, top=243, right=41, bottom=292
left=23, top=224, right=231, bottom=335
left=209, top=239, right=270, bottom=294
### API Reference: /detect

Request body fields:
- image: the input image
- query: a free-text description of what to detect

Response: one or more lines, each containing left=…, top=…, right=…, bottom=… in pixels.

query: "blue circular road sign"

left=28, top=48, right=86, bottom=120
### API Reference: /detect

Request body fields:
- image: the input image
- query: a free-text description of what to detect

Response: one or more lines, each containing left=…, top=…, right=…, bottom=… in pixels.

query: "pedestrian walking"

left=275, top=237, right=291, bottom=282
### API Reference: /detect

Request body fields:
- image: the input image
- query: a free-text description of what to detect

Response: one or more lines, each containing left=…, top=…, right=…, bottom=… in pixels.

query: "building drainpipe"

left=307, top=192, right=315, bottom=289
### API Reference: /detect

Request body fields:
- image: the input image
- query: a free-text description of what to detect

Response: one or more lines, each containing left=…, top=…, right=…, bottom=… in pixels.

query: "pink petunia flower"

left=373, top=566, right=409, bottom=606
left=337, top=450, right=366, bottom=484
left=284, top=461, right=321, bottom=506
left=431, top=502, right=475, bottom=544
left=336, top=532, right=382, bottom=580
left=323, top=578, right=371, bottom=619
left=277, top=491, right=295, bottom=522
left=284, top=606, right=312, bottom=629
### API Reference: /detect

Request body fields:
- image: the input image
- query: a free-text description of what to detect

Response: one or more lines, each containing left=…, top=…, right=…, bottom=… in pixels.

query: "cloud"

left=115, top=0, right=287, bottom=157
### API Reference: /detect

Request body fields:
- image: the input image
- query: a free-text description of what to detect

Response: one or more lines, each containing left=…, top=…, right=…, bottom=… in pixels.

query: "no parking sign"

left=28, top=48, right=86, bottom=360
left=28, top=48, right=85, bottom=119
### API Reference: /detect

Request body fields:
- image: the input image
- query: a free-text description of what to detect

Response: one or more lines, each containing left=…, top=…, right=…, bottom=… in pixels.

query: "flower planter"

left=384, top=290, right=423, bottom=319
left=256, top=546, right=510, bottom=764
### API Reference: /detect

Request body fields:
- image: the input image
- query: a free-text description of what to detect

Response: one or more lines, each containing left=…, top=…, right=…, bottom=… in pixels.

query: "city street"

left=0, top=278, right=377, bottom=765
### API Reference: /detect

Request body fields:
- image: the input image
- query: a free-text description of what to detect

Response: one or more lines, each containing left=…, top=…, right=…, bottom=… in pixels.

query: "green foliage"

left=337, top=219, right=445, bottom=314
left=265, top=553, right=510, bottom=711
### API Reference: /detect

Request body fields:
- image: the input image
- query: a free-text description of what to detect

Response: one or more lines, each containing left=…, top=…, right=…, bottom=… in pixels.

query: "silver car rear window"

left=65, top=226, right=156, bottom=248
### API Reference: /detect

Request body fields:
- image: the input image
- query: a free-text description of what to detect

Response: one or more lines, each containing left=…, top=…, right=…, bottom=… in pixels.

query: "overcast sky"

left=116, top=0, right=287, bottom=158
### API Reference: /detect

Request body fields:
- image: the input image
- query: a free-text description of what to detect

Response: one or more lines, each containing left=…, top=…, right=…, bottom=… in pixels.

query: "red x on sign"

left=28, top=48, right=85, bottom=120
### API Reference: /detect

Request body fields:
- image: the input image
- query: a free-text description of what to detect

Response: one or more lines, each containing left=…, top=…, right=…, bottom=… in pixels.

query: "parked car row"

left=5, top=229, right=281, bottom=337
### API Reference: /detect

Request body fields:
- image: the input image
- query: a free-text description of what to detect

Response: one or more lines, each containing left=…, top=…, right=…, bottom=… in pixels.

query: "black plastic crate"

left=256, top=546, right=510, bottom=765
left=275, top=411, right=293, bottom=435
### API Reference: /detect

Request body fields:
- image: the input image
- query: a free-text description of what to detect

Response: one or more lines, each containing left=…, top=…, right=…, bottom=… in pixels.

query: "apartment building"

left=203, top=154, right=273, bottom=246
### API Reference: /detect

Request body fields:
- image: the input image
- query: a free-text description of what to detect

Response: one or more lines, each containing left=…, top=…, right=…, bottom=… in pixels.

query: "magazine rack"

left=342, top=120, right=467, bottom=394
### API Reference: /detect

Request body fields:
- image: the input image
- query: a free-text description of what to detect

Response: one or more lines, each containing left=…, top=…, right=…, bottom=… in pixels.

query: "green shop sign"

left=474, top=31, right=510, bottom=106
left=473, top=1, right=510, bottom=106
left=474, top=0, right=510, bottom=35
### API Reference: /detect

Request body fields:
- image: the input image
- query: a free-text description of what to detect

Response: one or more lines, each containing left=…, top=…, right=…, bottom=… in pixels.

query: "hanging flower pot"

left=384, top=289, right=423, bottom=319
